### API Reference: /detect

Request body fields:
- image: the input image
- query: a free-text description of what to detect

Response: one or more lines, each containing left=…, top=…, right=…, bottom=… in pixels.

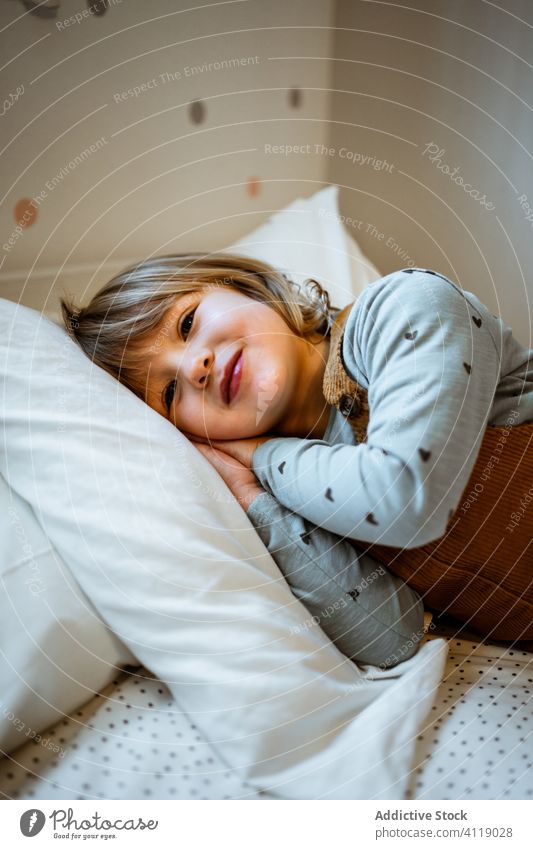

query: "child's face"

left=139, top=284, right=320, bottom=440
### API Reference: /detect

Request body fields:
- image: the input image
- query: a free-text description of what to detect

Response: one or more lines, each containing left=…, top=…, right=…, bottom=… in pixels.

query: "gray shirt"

left=251, top=268, right=533, bottom=549
left=246, top=268, right=532, bottom=666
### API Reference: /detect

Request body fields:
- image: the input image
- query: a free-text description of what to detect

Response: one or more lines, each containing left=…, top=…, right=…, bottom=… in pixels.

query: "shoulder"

left=341, top=268, right=486, bottom=381
left=356, top=267, right=468, bottom=316
left=345, top=267, right=479, bottom=344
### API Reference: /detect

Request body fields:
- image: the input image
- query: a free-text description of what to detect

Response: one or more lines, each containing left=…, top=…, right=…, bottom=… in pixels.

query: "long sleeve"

left=246, top=490, right=424, bottom=668
left=252, top=269, right=503, bottom=548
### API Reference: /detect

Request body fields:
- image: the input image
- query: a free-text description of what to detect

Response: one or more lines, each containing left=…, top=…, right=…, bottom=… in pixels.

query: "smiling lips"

left=220, top=350, right=243, bottom=404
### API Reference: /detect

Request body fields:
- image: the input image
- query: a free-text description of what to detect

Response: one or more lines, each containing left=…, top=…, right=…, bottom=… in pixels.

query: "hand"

left=192, top=442, right=265, bottom=510
left=205, top=435, right=274, bottom=469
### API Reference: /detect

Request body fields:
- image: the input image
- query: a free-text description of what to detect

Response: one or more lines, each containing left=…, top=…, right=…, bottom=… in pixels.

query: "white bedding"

left=2, top=185, right=529, bottom=800
left=5, top=186, right=426, bottom=800
left=1, top=625, right=531, bottom=800
left=406, top=627, right=533, bottom=800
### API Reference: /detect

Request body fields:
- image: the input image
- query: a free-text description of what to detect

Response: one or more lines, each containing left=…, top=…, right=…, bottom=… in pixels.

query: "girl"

left=60, top=253, right=533, bottom=663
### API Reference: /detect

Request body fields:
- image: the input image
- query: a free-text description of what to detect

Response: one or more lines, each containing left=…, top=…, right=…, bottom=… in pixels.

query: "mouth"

left=220, top=349, right=243, bottom=405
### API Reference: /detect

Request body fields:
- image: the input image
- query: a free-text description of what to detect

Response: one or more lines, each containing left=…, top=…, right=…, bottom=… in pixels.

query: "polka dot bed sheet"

left=0, top=627, right=531, bottom=800
left=406, top=625, right=532, bottom=800
left=0, top=670, right=263, bottom=801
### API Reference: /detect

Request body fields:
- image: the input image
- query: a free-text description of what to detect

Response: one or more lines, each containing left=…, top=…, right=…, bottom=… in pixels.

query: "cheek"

left=179, top=398, right=224, bottom=439
left=250, top=352, right=288, bottom=405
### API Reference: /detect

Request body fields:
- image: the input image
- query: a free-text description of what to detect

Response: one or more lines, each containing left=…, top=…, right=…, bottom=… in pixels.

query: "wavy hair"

left=60, top=252, right=336, bottom=402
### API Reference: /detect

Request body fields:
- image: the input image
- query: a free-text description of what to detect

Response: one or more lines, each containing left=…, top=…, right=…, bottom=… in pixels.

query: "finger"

left=209, top=440, right=240, bottom=459
left=194, top=444, right=223, bottom=465
left=195, top=444, right=223, bottom=461
left=211, top=439, right=248, bottom=457
left=193, top=443, right=210, bottom=456
left=195, top=443, right=240, bottom=470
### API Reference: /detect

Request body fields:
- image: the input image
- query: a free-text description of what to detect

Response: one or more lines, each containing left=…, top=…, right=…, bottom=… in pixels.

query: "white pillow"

left=0, top=187, right=446, bottom=798
left=1, top=185, right=373, bottom=756
left=0, top=477, right=136, bottom=755
left=229, top=184, right=381, bottom=308
left=0, top=298, right=446, bottom=798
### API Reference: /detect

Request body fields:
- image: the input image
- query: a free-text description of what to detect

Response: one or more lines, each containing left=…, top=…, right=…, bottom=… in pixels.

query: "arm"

left=193, top=421, right=424, bottom=667
left=252, top=270, right=502, bottom=548
left=246, top=491, right=424, bottom=668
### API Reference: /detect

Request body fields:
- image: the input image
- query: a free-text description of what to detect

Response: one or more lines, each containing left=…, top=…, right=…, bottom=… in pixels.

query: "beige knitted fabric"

left=323, top=303, right=533, bottom=642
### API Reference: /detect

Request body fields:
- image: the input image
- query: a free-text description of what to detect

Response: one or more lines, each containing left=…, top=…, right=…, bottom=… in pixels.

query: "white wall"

left=2, top=0, right=532, bottom=346
left=328, top=0, right=533, bottom=344
left=0, top=0, right=335, bottom=317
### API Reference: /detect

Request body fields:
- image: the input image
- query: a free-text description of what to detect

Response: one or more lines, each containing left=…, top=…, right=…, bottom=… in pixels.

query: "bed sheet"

left=405, top=622, right=533, bottom=800
left=0, top=667, right=263, bottom=801
left=1, top=627, right=531, bottom=801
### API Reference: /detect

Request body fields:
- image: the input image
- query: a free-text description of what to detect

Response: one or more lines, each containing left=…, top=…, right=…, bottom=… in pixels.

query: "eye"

left=164, top=379, right=177, bottom=414
left=180, top=307, right=197, bottom=340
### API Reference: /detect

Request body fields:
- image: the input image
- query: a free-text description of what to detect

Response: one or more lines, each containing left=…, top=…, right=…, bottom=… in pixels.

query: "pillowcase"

left=0, top=186, right=446, bottom=798
left=2, top=183, right=367, bottom=754
left=0, top=476, right=136, bottom=755
left=229, top=184, right=381, bottom=308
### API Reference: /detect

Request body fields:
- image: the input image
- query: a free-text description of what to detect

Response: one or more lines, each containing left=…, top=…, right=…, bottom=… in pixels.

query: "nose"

left=187, top=349, right=213, bottom=388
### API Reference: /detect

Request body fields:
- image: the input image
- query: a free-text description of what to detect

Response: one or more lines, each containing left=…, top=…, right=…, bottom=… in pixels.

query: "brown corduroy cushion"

left=366, top=424, right=533, bottom=641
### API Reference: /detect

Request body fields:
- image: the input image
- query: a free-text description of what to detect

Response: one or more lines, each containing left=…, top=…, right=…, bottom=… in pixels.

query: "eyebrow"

left=160, top=380, right=172, bottom=415
left=146, top=289, right=204, bottom=407
left=142, top=342, right=177, bottom=416
left=157, top=361, right=179, bottom=416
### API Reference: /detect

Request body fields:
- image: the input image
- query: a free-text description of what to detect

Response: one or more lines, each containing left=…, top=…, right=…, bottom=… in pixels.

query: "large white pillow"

left=0, top=186, right=446, bottom=798
left=229, top=184, right=381, bottom=308
left=1, top=184, right=373, bottom=761
left=0, top=320, right=446, bottom=799
left=0, top=476, right=136, bottom=755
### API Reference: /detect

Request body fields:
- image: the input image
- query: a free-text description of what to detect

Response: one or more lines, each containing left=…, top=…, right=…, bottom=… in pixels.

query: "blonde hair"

left=60, top=252, right=336, bottom=403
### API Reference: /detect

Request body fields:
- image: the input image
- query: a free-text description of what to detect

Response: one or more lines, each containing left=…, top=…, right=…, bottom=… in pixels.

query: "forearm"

left=252, top=438, right=441, bottom=548
left=253, top=270, right=504, bottom=549
left=247, top=491, right=424, bottom=668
